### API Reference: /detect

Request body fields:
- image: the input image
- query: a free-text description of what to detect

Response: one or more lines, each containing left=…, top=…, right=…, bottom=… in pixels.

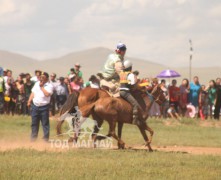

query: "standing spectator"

left=68, top=68, right=76, bottom=80
left=3, top=69, right=14, bottom=85
left=55, top=77, right=67, bottom=111
left=10, top=81, right=19, bottom=115
left=0, top=67, right=5, bottom=114
left=214, top=78, right=221, bottom=120
left=4, top=78, right=12, bottom=114
left=133, top=71, right=140, bottom=82
left=160, top=79, right=169, bottom=119
left=74, top=63, right=83, bottom=83
left=168, top=79, right=180, bottom=113
left=179, top=79, right=189, bottom=116
left=31, top=70, right=41, bottom=83
left=84, top=75, right=100, bottom=89
left=3, top=68, right=7, bottom=77
left=199, top=85, right=209, bottom=119
left=24, top=73, right=35, bottom=115
left=70, top=76, right=81, bottom=92
left=206, top=80, right=216, bottom=119
left=149, top=78, right=161, bottom=117
left=27, top=72, right=53, bottom=142
left=49, top=73, right=58, bottom=116
left=16, top=75, right=25, bottom=115
left=189, top=76, right=201, bottom=117
left=64, top=77, right=72, bottom=97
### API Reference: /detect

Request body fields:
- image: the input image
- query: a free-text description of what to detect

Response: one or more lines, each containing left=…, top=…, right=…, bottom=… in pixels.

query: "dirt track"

left=1, top=141, right=221, bottom=155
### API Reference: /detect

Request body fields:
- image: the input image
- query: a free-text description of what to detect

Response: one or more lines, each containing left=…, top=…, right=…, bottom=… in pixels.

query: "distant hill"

left=0, top=47, right=220, bottom=84
left=0, top=50, right=39, bottom=75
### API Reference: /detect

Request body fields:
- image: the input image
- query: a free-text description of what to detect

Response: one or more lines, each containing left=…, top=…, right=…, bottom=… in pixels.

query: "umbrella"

left=156, top=69, right=181, bottom=78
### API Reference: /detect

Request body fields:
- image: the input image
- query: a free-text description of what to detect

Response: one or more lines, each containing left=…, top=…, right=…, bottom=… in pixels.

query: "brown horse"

left=57, top=85, right=165, bottom=151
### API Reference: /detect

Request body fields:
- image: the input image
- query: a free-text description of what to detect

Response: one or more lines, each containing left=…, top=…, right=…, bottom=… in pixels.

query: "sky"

left=0, top=0, right=220, bottom=67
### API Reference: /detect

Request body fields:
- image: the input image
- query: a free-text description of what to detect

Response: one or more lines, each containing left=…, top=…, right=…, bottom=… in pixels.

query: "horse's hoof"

left=148, top=148, right=153, bottom=152
left=118, top=143, right=125, bottom=149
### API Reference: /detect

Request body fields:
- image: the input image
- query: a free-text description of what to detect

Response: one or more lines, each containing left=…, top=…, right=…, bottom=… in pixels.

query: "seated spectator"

left=167, top=103, right=181, bottom=120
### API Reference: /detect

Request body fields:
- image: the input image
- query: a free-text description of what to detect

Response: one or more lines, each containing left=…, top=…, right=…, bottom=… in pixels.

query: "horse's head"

left=150, top=85, right=167, bottom=105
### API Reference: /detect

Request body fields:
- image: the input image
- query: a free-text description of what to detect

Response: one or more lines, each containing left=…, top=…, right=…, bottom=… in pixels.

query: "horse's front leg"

left=144, top=123, right=154, bottom=144
left=138, top=123, right=153, bottom=152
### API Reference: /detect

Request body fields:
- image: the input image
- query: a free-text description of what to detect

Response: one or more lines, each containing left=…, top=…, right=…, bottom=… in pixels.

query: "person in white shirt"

left=30, top=70, right=41, bottom=83
left=55, top=77, right=67, bottom=110
left=49, top=73, right=58, bottom=116
left=28, top=72, right=53, bottom=142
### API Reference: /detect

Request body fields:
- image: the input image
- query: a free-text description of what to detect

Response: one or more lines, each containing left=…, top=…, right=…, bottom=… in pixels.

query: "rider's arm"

left=115, top=61, right=123, bottom=74
left=128, top=73, right=136, bottom=85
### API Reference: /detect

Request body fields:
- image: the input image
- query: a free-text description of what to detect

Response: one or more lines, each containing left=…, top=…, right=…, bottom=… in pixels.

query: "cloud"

left=0, top=0, right=38, bottom=26
left=176, top=16, right=196, bottom=30
left=0, top=0, right=220, bottom=67
left=209, top=4, right=221, bottom=18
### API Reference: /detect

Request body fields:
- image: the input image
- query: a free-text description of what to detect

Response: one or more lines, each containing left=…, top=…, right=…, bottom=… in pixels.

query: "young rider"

left=119, top=60, right=141, bottom=125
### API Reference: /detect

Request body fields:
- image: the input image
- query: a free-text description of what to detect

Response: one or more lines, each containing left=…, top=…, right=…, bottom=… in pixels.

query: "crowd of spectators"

left=0, top=63, right=100, bottom=117
left=0, top=65, right=220, bottom=120
left=147, top=76, right=221, bottom=120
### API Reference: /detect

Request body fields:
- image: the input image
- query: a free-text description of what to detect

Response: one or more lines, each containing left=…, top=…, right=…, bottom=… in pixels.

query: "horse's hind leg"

left=144, top=123, right=154, bottom=144
left=117, top=122, right=125, bottom=149
left=138, top=124, right=153, bottom=152
left=108, top=121, right=125, bottom=149
left=91, top=113, right=103, bottom=147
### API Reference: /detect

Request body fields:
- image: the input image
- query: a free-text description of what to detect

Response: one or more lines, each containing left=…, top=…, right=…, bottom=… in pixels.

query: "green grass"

left=1, top=115, right=221, bottom=147
left=0, top=115, right=221, bottom=179
left=0, top=149, right=221, bottom=180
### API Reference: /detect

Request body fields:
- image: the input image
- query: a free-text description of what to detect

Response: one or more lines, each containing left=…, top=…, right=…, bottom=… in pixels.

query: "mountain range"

left=0, top=47, right=220, bottom=84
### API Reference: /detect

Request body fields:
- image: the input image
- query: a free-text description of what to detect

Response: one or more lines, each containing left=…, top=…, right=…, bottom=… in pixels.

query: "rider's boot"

left=132, top=108, right=139, bottom=125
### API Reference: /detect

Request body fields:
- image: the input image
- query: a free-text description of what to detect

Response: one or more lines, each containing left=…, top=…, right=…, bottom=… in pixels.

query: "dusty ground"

left=1, top=140, right=221, bottom=155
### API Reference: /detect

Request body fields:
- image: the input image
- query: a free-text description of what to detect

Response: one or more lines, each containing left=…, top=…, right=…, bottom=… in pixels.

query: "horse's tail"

left=59, top=91, right=79, bottom=116
left=57, top=91, right=79, bottom=135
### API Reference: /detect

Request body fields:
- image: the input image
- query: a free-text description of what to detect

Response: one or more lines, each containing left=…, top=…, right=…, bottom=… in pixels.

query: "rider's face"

left=118, top=50, right=126, bottom=57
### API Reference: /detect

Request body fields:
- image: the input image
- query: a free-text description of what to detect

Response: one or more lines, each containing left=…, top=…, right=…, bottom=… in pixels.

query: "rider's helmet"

left=116, top=43, right=127, bottom=51
left=123, top=60, right=132, bottom=71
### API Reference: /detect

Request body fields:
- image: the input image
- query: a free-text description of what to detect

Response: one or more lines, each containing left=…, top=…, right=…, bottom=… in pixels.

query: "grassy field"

left=0, top=115, right=221, bottom=179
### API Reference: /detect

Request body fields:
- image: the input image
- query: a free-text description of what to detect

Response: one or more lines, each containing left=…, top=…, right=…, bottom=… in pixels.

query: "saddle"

left=100, top=79, right=120, bottom=97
